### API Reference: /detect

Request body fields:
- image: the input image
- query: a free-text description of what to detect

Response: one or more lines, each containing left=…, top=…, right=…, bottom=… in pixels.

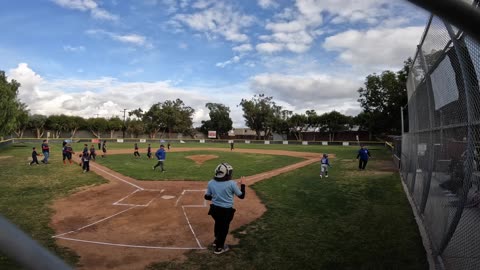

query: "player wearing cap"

left=204, top=162, right=246, bottom=254
left=153, top=144, right=166, bottom=172
left=320, top=153, right=331, bottom=178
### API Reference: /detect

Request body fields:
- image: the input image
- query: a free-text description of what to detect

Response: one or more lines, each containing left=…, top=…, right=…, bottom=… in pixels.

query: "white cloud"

left=52, top=0, right=97, bottom=11
left=7, top=62, right=250, bottom=126
left=216, top=56, right=241, bottom=68
left=256, top=3, right=323, bottom=54
left=172, top=2, right=255, bottom=43
left=256, top=0, right=423, bottom=55
left=251, top=73, right=359, bottom=100
left=52, top=0, right=119, bottom=21
left=250, top=72, right=362, bottom=115
left=273, top=7, right=295, bottom=20
left=63, top=45, right=86, bottom=52
left=266, top=20, right=305, bottom=33
left=8, top=63, right=71, bottom=116
left=256, top=42, right=284, bottom=53
left=323, top=26, right=424, bottom=70
left=112, top=34, right=146, bottom=46
left=260, top=30, right=314, bottom=53
left=8, top=63, right=44, bottom=93
left=295, top=0, right=387, bottom=25
left=258, top=0, right=277, bottom=9
left=86, top=29, right=153, bottom=48
left=192, top=0, right=215, bottom=9
left=91, top=8, right=118, bottom=21
left=232, top=44, right=252, bottom=52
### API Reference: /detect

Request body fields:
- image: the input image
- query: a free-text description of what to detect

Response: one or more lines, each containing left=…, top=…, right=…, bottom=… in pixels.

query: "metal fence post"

left=417, top=46, right=436, bottom=214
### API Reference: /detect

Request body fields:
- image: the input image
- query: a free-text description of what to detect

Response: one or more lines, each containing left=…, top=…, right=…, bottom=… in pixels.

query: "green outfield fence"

left=7, top=137, right=386, bottom=147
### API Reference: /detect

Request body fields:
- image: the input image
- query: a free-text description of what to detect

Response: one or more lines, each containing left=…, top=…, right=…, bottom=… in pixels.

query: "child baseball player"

left=320, top=153, right=331, bottom=178
left=30, top=147, right=41, bottom=165
left=82, top=151, right=90, bottom=173
left=134, top=143, right=141, bottom=158
left=64, top=144, right=75, bottom=165
left=147, top=144, right=152, bottom=159
left=79, top=144, right=89, bottom=167
left=89, top=144, right=96, bottom=161
left=204, top=163, right=246, bottom=254
left=153, top=144, right=166, bottom=172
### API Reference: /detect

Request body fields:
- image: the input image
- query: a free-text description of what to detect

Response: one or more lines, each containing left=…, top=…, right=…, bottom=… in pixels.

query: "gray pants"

left=154, top=160, right=165, bottom=171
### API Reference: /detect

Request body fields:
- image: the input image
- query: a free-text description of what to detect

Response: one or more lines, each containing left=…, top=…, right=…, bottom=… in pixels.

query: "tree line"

left=0, top=60, right=409, bottom=140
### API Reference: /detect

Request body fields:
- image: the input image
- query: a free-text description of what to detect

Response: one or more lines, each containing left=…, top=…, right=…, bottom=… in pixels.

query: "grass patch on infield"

left=0, top=143, right=107, bottom=269
left=94, top=151, right=305, bottom=181
left=147, top=147, right=427, bottom=270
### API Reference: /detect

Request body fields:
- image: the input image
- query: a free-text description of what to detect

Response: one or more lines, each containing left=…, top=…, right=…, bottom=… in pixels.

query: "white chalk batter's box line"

left=53, top=205, right=138, bottom=238
left=90, top=163, right=144, bottom=190
left=112, top=188, right=165, bottom=207
left=53, top=189, right=208, bottom=249
left=53, top=236, right=205, bottom=250
left=175, top=189, right=208, bottom=207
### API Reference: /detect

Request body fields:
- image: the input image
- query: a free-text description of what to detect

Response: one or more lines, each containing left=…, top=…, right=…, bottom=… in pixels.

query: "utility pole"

left=121, top=109, right=127, bottom=139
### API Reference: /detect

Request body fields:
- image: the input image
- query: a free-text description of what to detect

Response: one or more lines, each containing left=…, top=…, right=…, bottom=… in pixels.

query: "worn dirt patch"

left=186, top=154, right=219, bottom=165
left=0, top=156, right=13, bottom=160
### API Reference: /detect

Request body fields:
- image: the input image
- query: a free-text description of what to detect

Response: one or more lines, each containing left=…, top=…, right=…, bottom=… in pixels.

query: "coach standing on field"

left=357, top=145, right=371, bottom=170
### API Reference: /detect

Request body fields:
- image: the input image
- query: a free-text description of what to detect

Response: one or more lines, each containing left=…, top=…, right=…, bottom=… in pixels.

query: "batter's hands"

left=239, top=176, right=245, bottom=185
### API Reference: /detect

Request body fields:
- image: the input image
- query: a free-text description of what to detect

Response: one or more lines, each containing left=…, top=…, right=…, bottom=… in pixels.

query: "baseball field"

left=0, top=141, right=427, bottom=270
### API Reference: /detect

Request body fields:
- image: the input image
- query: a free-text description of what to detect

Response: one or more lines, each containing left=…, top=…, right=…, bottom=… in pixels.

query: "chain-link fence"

left=402, top=1, right=480, bottom=269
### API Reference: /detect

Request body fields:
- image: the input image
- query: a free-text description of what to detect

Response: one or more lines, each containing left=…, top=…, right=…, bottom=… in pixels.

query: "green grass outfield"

left=0, top=142, right=427, bottom=269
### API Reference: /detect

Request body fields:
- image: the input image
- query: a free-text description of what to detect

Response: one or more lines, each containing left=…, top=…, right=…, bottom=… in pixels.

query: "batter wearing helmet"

left=204, top=162, right=245, bottom=254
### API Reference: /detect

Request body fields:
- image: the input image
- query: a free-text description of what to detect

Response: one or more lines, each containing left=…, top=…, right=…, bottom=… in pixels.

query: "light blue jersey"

left=205, top=179, right=243, bottom=208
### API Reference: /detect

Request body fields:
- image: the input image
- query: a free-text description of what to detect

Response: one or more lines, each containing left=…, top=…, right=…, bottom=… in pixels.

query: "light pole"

left=120, top=109, right=127, bottom=139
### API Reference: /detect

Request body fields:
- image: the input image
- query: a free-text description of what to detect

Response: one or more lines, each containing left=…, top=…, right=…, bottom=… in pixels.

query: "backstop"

left=401, top=1, right=480, bottom=269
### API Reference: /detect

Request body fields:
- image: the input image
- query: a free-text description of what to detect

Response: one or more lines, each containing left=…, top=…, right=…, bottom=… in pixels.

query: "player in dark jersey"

left=82, top=152, right=90, bottom=173
left=64, top=144, right=75, bottom=165
left=134, top=143, right=141, bottom=158
left=89, top=144, right=96, bottom=161
left=147, top=144, right=152, bottom=159
left=30, top=147, right=40, bottom=166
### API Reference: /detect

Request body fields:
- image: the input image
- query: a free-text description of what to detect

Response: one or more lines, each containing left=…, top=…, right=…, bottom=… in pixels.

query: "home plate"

left=161, top=195, right=175, bottom=200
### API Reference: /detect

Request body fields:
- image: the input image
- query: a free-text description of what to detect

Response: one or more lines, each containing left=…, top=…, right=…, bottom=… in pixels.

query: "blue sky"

left=1, top=0, right=428, bottom=127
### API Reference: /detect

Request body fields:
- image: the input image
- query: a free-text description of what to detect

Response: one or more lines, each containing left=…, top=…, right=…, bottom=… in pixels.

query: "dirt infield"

left=51, top=148, right=323, bottom=270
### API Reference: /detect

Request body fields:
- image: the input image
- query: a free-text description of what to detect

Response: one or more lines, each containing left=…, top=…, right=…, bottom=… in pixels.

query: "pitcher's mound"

left=186, top=155, right=218, bottom=165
